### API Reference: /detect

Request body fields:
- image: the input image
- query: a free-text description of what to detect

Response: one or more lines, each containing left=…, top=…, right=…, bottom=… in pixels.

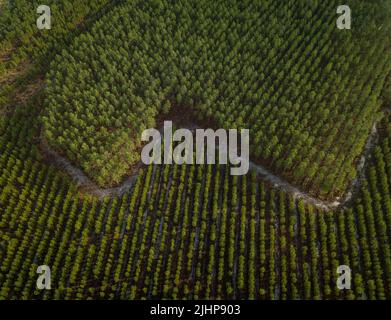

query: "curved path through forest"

left=40, top=136, right=139, bottom=198
left=40, top=109, right=389, bottom=210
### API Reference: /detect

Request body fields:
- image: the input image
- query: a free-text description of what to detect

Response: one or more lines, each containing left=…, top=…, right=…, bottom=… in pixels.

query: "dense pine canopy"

left=43, top=0, right=391, bottom=198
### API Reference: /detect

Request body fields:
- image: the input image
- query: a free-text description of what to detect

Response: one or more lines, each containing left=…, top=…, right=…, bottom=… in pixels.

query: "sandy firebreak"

left=39, top=108, right=389, bottom=210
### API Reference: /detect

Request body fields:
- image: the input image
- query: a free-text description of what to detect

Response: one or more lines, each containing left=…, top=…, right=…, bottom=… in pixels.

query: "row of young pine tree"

left=0, top=92, right=390, bottom=298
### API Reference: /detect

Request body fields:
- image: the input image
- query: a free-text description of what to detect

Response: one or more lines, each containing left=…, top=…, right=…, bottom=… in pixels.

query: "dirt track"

left=39, top=110, right=387, bottom=209
left=40, top=136, right=138, bottom=198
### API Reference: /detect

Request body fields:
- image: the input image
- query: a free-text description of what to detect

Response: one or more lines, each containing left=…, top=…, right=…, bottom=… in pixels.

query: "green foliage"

left=0, top=0, right=390, bottom=301
left=0, top=114, right=390, bottom=300
left=0, top=0, right=112, bottom=71
left=43, top=0, right=391, bottom=196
